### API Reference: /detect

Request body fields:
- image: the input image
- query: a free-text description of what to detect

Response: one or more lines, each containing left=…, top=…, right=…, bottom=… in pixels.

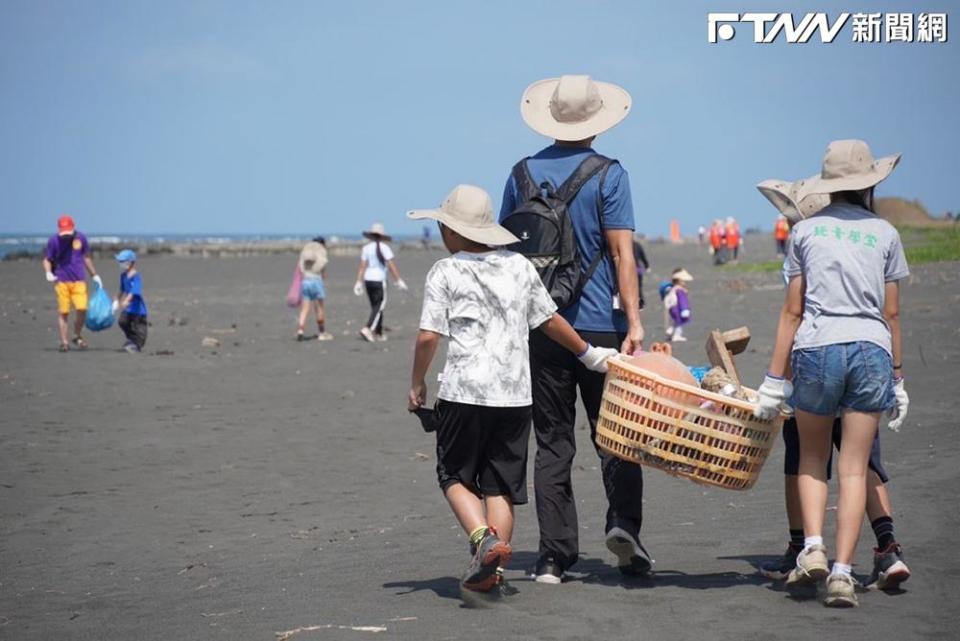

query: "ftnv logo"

left=708, top=13, right=850, bottom=43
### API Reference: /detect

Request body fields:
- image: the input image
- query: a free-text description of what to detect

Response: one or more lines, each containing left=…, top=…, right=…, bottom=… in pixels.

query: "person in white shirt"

left=406, top=184, right=617, bottom=594
left=353, top=223, right=407, bottom=342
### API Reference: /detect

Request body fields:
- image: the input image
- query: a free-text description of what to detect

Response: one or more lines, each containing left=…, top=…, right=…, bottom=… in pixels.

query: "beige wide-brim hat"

left=408, top=184, right=520, bottom=247
left=794, top=139, right=900, bottom=202
left=757, top=179, right=830, bottom=224
left=672, top=269, right=694, bottom=282
left=362, top=222, right=392, bottom=241
left=521, top=75, right=632, bottom=142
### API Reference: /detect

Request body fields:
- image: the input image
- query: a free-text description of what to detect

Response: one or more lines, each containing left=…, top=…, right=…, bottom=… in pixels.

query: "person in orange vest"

left=709, top=219, right=726, bottom=264
left=725, top=217, right=741, bottom=261
left=774, top=214, right=790, bottom=255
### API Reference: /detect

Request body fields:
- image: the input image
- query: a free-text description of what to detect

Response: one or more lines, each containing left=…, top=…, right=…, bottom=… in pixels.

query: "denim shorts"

left=791, top=341, right=895, bottom=416
left=301, top=277, right=326, bottom=301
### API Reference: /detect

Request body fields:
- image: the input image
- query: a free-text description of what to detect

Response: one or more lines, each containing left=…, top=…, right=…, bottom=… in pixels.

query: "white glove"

left=887, top=378, right=909, bottom=432
left=396, top=279, right=409, bottom=291
left=111, top=299, right=120, bottom=314
left=45, top=271, right=57, bottom=283
left=92, top=274, right=103, bottom=288
left=353, top=281, right=364, bottom=297
left=754, top=375, right=793, bottom=420
left=578, top=345, right=619, bottom=373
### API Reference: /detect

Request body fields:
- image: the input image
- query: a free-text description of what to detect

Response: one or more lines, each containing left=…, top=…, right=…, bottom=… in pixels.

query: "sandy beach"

left=1, top=239, right=958, bottom=640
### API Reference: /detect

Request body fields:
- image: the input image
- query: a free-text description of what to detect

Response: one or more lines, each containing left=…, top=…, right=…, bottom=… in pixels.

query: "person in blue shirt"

left=113, top=249, right=148, bottom=353
left=499, top=75, right=648, bottom=584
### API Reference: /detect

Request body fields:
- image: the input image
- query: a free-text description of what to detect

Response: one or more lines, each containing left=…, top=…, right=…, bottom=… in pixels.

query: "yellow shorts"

left=55, top=281, right=88, bottom=314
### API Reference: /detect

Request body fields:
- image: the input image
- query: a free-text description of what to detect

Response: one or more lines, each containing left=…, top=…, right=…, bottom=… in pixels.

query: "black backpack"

left=501, top=154, right=613, bottom=310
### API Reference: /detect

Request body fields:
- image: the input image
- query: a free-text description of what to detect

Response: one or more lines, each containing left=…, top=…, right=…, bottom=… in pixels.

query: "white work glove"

left=92, top=274, right=103, bottom=288
left=353, top=281, right=364, bottom=297
left=396, top=279, right=409, bottom=291
left=886, top=378, right=909, bottom=432
left=111, top=299, right=120, bottom=315
left=45, top=271, right=57, bottom=282
left=754, top=374, right=793, bottom=420
left=577, top=345, right=619, bottom=373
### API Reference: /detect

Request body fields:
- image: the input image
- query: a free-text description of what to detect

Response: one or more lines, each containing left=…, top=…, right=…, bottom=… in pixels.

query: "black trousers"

left=530, top=329, right=644, bottom=570
left=119, top=312, right=148, bottom=349
left=364, top=281, right=385, bottom=334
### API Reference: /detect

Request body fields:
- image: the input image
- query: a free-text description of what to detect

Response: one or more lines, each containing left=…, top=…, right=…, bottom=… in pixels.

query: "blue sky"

left=1, top=0, right=957, bottom=237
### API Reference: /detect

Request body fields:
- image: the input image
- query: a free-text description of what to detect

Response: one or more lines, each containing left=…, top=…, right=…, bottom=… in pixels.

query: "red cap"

left=57, top=215, right=75, bottom=235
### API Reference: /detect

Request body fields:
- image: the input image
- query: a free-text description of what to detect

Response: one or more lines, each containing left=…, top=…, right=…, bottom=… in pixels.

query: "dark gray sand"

left=2, top=239, right=958, bottom=640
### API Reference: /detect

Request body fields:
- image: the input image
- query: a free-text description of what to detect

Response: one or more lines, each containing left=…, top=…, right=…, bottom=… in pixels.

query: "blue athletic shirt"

left=120, top=272, right=148, bottom=316
left=498, top=144, right=635, bottom=333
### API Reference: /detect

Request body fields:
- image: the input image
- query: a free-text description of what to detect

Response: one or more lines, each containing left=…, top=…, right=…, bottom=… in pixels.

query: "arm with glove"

left=538, top=314, right=618, bottom=373
left=884, top=281, right=908, bottom=431
left=755, top=275, right=804, bottom=419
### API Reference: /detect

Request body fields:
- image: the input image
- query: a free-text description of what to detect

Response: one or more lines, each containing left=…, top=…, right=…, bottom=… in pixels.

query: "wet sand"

left=1, top=238, right=958, bottom=640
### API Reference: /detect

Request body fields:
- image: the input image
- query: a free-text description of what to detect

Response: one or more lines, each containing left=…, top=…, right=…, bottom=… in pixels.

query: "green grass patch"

left=722, top=261, right=782, bottom=273
left=898, top=225, right=960, bottom=264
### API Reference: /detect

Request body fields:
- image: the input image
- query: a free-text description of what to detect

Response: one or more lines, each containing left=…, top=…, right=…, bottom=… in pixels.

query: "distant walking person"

left=42, top=214, right=102, bottom=352
left=774, top=214, right=790, bottom=255
left=112, top=249, right=148, bottom=352
left=632, top=236, right=649, bottom=309
left=353, top=223, right=407, bottom=342
left=297, top=237, right=333, bottom=341
left=725, top=217, right=741, bottom=261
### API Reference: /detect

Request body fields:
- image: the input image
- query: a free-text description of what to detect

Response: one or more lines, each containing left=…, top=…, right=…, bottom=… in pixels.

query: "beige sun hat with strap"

left=407, top=185, right=520, bottom=246
left=794, top=139, right=901, bottom=202
left=521, top=75, right=632, bottom=141
left=362, top=222, right=392, bottom=241
left=756, top=179, right=830, bottom=224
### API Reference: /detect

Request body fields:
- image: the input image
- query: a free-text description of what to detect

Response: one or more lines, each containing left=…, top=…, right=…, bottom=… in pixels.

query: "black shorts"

left=782, top=417, right=889, bottom=483
left=435, top=400, right=532, bottom=505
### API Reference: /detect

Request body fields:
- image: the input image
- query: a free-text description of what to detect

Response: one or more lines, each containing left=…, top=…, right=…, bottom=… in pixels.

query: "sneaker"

left=461, top=528, right=511, bottom=593
left=359, top=327, right=375, bottom=342
left=785, top=544, right=829, bottom=586
left=316, top=332, right=334, bottom=341
left=296, top=333, right=307, bottom=342
left=533, top=555, right=564, bottom=585
left=760, top=542, right=802, bottom=580
left=375, top=334, right=388, bottom=342
left=866, top=542, right=911, bottom=591
left=122, top=342, right=140, bottom=353
left=605, top=526, right=653, bottom=576
left=824, top=572, right=859, bottom=608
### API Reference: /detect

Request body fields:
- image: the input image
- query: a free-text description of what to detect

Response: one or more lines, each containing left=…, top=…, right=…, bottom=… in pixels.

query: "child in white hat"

left=662, top=268, right=693, bottom=342
left=406, top=184, right=618, bottom=594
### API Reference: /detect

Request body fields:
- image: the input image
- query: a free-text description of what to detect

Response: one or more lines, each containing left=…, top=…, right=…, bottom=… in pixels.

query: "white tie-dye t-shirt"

left=419, top=250, right=558, bottom=407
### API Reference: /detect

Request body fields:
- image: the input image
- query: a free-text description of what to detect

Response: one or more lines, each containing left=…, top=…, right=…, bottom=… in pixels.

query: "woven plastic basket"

left=596, top=356, right=783, bottom=490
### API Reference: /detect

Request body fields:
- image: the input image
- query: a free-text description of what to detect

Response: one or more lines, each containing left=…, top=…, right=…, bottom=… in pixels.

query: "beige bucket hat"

left=408, top=185, right=520, bottom=246
left=672, top=268, right=693, bottom=282
left=794, top=139, right=900, bottom=202
left=362, top=222, right=392, bottom=241
left=521, top=75, right=632, bottom=141
left=756, top=179, right=830, bottom=224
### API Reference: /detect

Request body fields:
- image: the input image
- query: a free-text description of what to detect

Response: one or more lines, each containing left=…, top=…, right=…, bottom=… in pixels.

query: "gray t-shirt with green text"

left=785, top=202, right=909, bottom=355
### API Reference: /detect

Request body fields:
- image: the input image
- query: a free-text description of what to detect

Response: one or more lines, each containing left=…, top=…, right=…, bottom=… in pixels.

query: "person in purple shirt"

left=42, top=215, right=102, bottom=352
left=663, top=268, right=693, bottom=342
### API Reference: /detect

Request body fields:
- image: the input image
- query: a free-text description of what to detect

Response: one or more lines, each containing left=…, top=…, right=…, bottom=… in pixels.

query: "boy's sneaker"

left=359, top=327, right=375, bottom=342
left=605, top=525, right=653, bottom=576
left=785, top=544, right=829, bottom=586
left=760, top=542, right=802, bottom=580
left=533, top=555, right=564, bottom=585
left=824, top=572, right=859, bottom=608
left=866, top=542, right=911, bottom=591
left=316, top=332, right=334, bottom=341
left=461, top=527, right=511, bottom=593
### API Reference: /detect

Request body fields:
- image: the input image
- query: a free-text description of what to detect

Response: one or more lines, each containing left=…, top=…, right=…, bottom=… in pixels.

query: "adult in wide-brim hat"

left=521, top=75, right=632, bottom=141
left=793, top=139, right=900, bottom=203
left=408, top=184, right=519, bottom=246
left=362, top=223, right=392, bottom=242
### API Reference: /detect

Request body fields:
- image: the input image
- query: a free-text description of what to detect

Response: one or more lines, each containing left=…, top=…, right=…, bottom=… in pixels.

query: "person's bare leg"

left=865, top=470, right=892, bottom=521
left=484, top=495, right=515, bottom=543
left=444, top=483, right=486, bottom=536
left=834, top=410, right=880, bottom=565
left=297, top=300, right=310, bottom=335
left=57, top=313, right=70, bottom=346
left=73, top=310, right=86, bottom=339
left=795, top=410, right=834, bottom=539
left=315, top=301, right=326, bottom=332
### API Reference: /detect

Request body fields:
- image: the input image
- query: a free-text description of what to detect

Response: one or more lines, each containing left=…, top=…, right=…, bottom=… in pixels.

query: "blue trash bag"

left=85, top=282, right=114, bottom=331
left=658, top=281, right=673, bottom=300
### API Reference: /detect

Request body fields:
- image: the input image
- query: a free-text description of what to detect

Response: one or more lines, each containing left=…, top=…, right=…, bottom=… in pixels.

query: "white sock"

left=831, top=562, right=852, bottom=576
left=803, top=535, right=823, bottom=551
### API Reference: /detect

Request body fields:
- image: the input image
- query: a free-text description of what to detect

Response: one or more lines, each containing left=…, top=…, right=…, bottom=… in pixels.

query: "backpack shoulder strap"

left=510, top=158, right=538, bottom=202
left=556, top=154, right=612, bottom=204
